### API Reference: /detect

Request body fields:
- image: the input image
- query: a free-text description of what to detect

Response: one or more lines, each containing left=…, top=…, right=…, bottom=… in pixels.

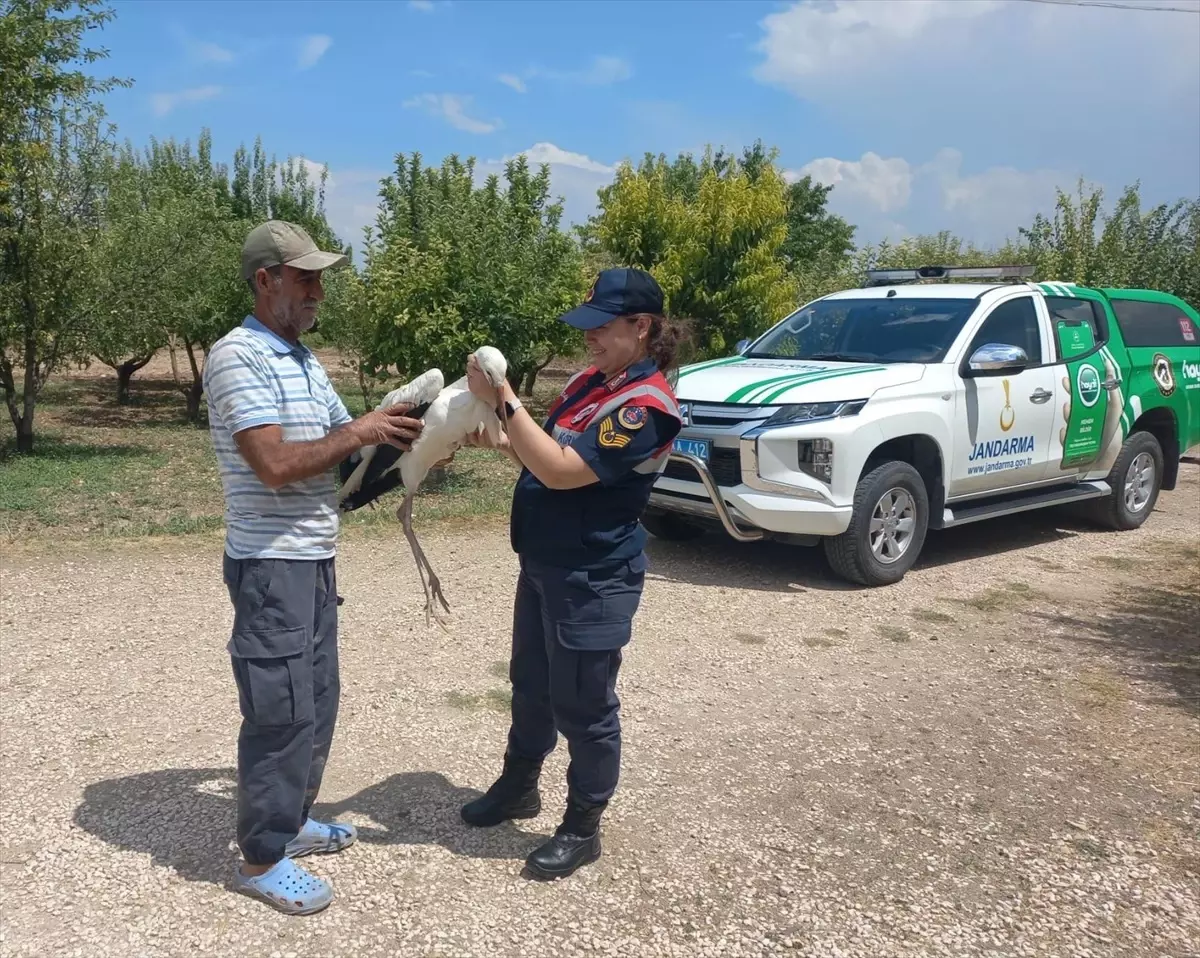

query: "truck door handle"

left=1029, top=388, right=1052, bottom=404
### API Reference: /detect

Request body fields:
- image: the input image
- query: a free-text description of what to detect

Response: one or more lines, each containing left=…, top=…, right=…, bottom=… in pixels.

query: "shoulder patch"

left=617, top=405, right=647, bottom=430
left=597, top=416, right=633, bottom=449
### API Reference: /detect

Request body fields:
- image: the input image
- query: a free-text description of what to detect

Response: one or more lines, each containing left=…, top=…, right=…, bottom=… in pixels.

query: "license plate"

left=672, top=437, right=710, bottom=461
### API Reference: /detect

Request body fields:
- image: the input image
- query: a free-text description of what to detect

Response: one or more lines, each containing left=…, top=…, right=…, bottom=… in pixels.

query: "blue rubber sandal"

left=232, top=858, right=333, bottom=916
left=284, top=818, right=358, bottom=859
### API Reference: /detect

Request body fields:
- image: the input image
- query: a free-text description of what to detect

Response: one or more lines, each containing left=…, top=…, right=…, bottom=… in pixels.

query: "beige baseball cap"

left=241, top=219, right=348, bottom=281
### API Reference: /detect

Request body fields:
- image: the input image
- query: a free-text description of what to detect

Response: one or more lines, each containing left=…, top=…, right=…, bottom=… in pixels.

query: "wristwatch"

left=497, top=396, right=523, bottom=420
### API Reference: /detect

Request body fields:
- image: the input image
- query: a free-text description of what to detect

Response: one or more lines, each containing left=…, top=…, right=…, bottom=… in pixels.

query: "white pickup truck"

left=645, top=266, right=1200, bottom=586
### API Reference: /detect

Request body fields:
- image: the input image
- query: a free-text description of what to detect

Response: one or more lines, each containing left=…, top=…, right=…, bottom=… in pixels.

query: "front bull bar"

left=663, top=452, right=764, bottom=543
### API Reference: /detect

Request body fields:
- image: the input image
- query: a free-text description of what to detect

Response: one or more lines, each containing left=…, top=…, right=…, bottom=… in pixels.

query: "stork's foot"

left=426, top=572, right=451, bottom=631
left=425, top=595, right=451, bottom=632
left=428, top=571, right=451, bottom=615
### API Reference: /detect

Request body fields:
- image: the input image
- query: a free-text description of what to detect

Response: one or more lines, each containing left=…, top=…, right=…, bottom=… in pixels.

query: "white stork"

left=338, top=346, right=510, bottom=628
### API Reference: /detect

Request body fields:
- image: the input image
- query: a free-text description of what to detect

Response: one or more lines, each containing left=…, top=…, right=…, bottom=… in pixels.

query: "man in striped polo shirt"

left=203, top=220, right=426, bottom=915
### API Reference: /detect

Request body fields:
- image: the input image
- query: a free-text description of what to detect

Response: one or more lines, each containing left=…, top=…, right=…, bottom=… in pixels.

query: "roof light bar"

left=863, top=265, right=1035, bottom=287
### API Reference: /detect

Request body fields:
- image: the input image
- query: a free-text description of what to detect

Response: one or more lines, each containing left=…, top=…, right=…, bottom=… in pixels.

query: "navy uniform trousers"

left=222, top=554, right=340, bottom=865
left=506, top=554, right=646, bottom=805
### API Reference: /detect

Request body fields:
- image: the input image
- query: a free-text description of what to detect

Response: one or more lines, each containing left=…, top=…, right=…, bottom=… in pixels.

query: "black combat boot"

left=524, top=796, right=606, bottom=880
left=460, top=752, right=542, bottom=827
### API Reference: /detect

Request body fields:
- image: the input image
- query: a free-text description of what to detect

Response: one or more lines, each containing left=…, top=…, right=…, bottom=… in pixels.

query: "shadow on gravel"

left=1035, top=580, right=1200, bottom=718
left=645, top=536, right=854, bottom=593
left=645, top=507, right=1103, bottom=593
left=916, top=509, right=1094, bottom=569
left=73, top=767, right=545, bottom=887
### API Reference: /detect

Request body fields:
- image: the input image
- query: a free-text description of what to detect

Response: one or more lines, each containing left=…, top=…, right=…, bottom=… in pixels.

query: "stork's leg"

left=398, top=493, right=451, bottom=629
left=397, top=493, right=434, bottom=625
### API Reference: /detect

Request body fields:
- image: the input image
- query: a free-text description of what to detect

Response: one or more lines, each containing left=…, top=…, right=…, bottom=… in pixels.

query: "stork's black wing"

left=336, top=399, right=432, bottom=513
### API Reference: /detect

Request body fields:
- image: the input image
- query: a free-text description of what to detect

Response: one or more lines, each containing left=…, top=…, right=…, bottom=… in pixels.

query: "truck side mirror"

left=735, top=338, right=751, bottom=355
left=966, top=343, right=1029, bottom=376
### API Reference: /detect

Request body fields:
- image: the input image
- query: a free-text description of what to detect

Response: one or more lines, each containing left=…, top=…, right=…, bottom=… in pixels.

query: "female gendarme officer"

left=460, top=267, right=684, bottom=880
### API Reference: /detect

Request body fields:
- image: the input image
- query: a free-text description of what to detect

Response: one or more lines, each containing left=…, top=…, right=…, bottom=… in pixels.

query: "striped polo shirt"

left=203, top=316, right=353, bottom=560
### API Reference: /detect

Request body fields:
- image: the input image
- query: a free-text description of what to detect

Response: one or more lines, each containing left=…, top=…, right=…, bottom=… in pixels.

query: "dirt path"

left=1, top=468, right=1198, bottom=958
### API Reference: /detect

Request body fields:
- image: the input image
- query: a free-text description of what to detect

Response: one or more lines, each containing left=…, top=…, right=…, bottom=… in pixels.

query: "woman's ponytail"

left=626, top=312, right=691, bottom=373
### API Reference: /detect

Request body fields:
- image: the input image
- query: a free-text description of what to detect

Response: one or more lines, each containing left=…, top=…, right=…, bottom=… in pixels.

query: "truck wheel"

left=1092, top=430, right=1163, bottom=531
left=824, top=461, right=930, bottom=587
left=640, top=510, right=706, bottom=542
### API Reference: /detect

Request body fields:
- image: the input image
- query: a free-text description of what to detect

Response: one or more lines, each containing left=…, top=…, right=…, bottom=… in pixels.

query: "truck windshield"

left=744, top=298, right=978, bottom=364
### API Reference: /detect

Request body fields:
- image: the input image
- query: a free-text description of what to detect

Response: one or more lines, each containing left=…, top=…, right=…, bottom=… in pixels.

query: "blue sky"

left=96, top=0, right=1200, bottom=254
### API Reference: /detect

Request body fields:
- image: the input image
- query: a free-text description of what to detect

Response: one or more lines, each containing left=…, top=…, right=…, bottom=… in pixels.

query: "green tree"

left=590, top=145, right=798, bottom=358
left=88, top=134, right=225, bottom=402
left=736, top=140, right=856, bottom=270
left=119, top=132, right=345, bottom=422
left=1022, top=181, right=1200, bottom=309
left=356, top=152, right=586, bottom=395
left=0, top=0, right=129, bottom=452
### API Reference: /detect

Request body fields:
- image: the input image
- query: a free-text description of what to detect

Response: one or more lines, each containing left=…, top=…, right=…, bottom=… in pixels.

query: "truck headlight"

left=763, top=398, right=867, bottom=427
left=797, top=439, right=834, bottom=482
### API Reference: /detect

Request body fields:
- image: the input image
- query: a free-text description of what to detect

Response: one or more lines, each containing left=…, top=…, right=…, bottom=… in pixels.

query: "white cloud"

left=794, top=147, right=1078, bottom=246
left=754, top=0, right=1200, bottom=202
left=794, top=153, right=913, bottom=214
left=477, top=143, right=615, bottom=227
left=298, top=34, right=332, bottom=69
left=514, top=143, right=614, bottom=176
left=755, top=0, right=998, bottom=90
left=173, top=27, right=237, bottom=65
left=573, top=55, right=633, bottom=85
left=194, top=40, right=233, bottom=63
left=150, top=85, right=222, bottom=117
left=505, top=55, right=634, bottom=93
left=402, top=93, right=500, bottom=134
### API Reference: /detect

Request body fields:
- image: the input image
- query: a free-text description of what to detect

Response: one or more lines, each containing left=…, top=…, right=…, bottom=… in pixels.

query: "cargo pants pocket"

left=224, top=558, right=315, bottom=728
left=230, top=631, right=312, bottom=728
left=549, top=557, right=645, bottom=653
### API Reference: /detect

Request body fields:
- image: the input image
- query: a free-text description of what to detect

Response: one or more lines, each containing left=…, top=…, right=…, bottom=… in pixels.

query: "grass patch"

left=1092, top=555, right=1139, bottom=571
left=733, top=632, right=766, bottom=646
left=1074, top=670, right=1128, bottom=710
left=959, top=581, right=1047, bottom=612
left=802, top=636, right=837, bottom=648
left=488, top=661, right=510, bottom=680
left=1029, top=556, right=1065, bottom=571
left=445, top=688, right=512, bottom=713
left=912, top=608, right=954, bottom=624
left=876, top=624, right=911, bottom=643
left=1152, top=541, right=1200, bottom=564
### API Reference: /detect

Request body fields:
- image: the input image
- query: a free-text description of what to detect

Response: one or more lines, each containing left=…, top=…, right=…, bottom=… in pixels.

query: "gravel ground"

left=2, top=466, right=1198, bottom=958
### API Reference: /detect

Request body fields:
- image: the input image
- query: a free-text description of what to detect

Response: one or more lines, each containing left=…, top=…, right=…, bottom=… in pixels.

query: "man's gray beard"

left=273, top=300, right=317, bottom=335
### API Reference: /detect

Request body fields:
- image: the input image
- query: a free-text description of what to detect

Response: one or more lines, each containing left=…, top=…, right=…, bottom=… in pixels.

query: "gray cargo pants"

left=222, top=554, right=340, bottom=866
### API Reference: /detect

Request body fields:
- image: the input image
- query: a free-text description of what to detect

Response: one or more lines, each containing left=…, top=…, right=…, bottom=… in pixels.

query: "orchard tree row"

left=3, top=0, right=1198, bottom=453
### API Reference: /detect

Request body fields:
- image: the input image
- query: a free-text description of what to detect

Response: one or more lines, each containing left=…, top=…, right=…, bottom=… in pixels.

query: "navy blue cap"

left=557, top=267, right=665, bottom=330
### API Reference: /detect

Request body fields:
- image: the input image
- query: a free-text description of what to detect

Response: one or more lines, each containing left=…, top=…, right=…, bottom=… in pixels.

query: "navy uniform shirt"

left=510, top=360, right=682, bottom=571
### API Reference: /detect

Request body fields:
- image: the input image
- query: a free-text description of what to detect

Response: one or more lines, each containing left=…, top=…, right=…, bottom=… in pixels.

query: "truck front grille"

left=664, top=447, right=741, bottom=487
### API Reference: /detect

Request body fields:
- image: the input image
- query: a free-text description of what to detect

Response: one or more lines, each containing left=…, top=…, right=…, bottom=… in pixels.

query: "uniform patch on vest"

left=605, top=370, right=629, bottom=392
left=570, top=402, right=599, bottom=425
left=617, top=405, right=647, bottom=430
left=597, top=416, right=633, bottom=449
